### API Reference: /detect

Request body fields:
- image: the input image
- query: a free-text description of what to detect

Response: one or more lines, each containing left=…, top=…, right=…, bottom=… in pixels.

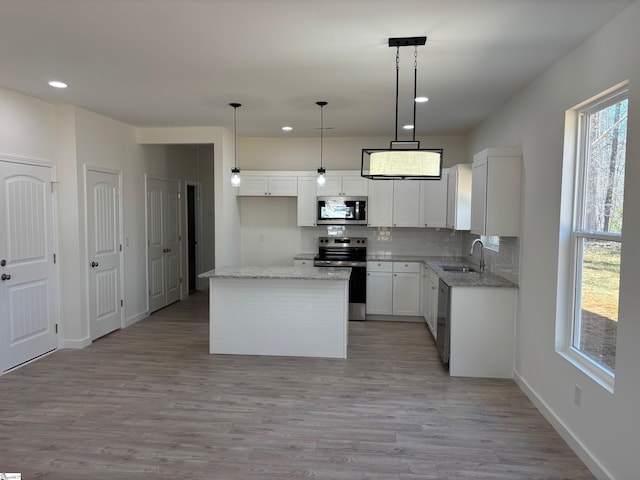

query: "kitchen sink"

left=440, top=265, right=477, bottom=273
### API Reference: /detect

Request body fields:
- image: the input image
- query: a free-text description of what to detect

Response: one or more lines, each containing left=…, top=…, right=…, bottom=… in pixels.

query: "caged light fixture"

left=230, top=102, right=242, bottom=187
left=362, top=36, right=443, bottom=180
left=316, top=101, right=328, bottom=186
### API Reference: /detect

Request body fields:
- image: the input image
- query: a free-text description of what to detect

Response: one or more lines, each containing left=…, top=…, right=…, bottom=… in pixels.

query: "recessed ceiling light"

left=415, top=96, right=429, bottom=103
left=403, top=124, right=414, bottom=130
left=48, top=80, right=68, bottom=89
left=281, top=126, right=293, bottom=131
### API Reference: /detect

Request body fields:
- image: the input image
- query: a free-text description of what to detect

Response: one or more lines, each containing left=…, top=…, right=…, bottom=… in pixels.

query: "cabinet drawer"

left=367, top=261, right=393, bottom=272
left=393, top=262, right=421, bottom=273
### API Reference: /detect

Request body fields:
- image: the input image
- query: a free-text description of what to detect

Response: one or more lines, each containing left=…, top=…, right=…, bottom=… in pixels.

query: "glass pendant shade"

left=231, top=167, right=241, bottom=187
left=316, top=167, right=326, bottom=186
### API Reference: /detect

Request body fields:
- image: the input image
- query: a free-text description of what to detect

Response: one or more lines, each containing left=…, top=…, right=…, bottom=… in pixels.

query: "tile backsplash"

left=301, top=226, right=520, bottom=284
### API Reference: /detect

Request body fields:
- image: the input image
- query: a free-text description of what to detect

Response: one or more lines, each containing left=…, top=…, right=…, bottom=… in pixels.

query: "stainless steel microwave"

left=317, top=196, right=367, bottom=225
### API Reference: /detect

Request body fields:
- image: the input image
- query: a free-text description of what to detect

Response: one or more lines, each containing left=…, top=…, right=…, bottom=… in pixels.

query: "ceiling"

left=0, top=0, right=633, bottom=138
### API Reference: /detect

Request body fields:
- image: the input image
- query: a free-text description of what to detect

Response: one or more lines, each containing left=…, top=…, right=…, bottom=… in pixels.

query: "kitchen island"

left=199, top=266, right=351, bottom=359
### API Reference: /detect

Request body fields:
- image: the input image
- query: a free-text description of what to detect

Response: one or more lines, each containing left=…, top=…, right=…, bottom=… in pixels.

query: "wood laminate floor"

left=0, top=291, right=595, bottom=480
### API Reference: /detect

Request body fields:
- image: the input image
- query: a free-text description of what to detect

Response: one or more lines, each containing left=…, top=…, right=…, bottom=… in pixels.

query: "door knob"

left=1, top=273, right=11, bottom=281
left=90, top=261, right=99, bottom=268
left=0, top=259, right=6, bottom=266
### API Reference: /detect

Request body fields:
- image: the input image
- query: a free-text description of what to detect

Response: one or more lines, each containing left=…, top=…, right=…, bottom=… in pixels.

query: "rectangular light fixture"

left=362, top=145, right=443, bottom=180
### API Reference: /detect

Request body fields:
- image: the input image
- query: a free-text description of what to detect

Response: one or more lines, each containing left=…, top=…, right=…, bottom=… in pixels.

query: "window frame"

left=558, top=83, right=628, bottom=391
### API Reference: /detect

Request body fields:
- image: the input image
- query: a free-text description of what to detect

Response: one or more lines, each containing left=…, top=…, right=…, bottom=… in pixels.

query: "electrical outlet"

left=574, top=385, right=582, bottom=406
left=259, top=234, right=265, bottom=243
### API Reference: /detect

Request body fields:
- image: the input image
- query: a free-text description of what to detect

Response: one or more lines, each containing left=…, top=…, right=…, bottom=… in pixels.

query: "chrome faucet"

left=469, top=238, right=485, bottom=272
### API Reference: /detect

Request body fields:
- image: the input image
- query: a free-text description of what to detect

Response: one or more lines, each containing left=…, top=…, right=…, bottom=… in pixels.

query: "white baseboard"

left=365, top=314, right=424, bottom=323
left=61, top=336, right=91, bottom=349
left=513, top=370, right=612, bottom=480
left=125, top=310, right=149, bottom=328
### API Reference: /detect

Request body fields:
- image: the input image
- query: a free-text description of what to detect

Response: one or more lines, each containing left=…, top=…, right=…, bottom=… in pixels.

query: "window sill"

left=557, top=348, right=615, bottom=393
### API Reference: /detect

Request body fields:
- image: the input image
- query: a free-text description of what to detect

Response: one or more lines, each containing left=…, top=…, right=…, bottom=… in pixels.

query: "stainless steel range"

left=314, top=236, right=367, bottom=321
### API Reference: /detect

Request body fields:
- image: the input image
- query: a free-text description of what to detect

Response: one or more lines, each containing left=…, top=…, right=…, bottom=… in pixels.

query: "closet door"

left=147, top=178, right=182, bottom=313
left=0, top=160, right=58, bottom=372
left=86, top=168, right=122, bottom=340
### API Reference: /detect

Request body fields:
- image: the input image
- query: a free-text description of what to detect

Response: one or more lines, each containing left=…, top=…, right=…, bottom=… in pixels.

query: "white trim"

left=0, top=153, right=54, bottom=167
left=125, top=310, right=149, bottom=328
left=514, top=371, right=613, bottom=480
left=61, top=336, right=92, bottom=349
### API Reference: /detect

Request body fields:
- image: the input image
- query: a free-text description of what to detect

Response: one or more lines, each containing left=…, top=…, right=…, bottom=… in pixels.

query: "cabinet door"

left=297, top=176, right=317, bottom=226
left=367, top=180, right=393, bottom=227
left=447, top=172, right=457, bottom=229
left=420, top=175, right=448, bottom=228
left=392, top=180, right=421, bottom=227
left=342, top=175, right=368, bottom=196
left=366, top=271, right=393, bottom=315
left=267, top=176, right=297, bottom=196
left=318, top=176, right=342, bottom=196
left=238, top=176, right=268, bottom=196
left=470, top=159, right=487, bottom=234
left=392, top=272, right=421, bottom=316
left=446, top=165, right=472, bottom=230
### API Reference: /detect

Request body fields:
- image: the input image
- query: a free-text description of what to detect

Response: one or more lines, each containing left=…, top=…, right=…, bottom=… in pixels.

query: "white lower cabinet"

left=449, top=286, right=517, bottom=378
left=392, top=262, right=421, bottom=315
left=422, top=266, right=439, bottom=339
left=366, top=261, right=421, bottom=317
left=366, top=265, right=393, bottom=315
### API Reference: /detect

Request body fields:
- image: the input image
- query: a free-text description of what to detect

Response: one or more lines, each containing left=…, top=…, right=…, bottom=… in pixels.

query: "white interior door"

left=164, top=180, right=181, bottom=305
left=86, top=169, right=122, bottom=340
left=147, top=178, right=181, bottom=313
left=0, top=160, right=58, bottom=373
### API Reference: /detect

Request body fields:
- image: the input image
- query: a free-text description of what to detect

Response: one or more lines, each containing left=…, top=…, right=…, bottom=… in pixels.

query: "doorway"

left=186, top=183, right=200, bottom=292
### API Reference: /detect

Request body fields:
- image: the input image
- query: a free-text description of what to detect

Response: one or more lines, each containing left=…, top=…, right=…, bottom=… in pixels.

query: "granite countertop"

left=366, top=254, right=517, bottom=288
left=199, top=266, right=351, bottom=281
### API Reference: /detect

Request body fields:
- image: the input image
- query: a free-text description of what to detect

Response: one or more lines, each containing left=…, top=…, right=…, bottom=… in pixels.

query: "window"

left=481, top=235, right=500, bottom=252
left=560, top=84, right=627, bottom=384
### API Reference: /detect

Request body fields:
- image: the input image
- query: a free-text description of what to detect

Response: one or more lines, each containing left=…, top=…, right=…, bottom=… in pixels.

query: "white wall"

left=0, top=87, right=221, bottom=348
left=468, top=3, right=640, bottom=479
left=240, top=135, right=468, bottom=170
left=237, top=135, right=471, bottom=265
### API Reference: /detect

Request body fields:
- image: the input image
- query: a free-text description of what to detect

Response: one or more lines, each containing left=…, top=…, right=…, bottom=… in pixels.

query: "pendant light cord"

left=320, top=103, right=324, bottom=168
left=394, top=46, right=400, bottom=142
left=413, top=46, right=418, bottom=143
left=233, top=106, right=237, bottom=168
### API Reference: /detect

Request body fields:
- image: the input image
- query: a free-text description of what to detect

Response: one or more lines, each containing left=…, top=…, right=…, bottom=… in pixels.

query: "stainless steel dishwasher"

left=436, top=279, right=450, bottom=364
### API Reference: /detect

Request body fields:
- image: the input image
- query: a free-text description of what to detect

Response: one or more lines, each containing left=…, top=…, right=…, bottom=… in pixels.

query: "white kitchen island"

left=199, top=266, right=351, bottom=359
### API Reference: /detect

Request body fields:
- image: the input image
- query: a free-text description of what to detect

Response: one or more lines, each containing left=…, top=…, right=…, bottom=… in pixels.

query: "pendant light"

left=362, top=37, right=443, bottom=180
left=230, top=102, right=241, bottom=187
left=316, top=101, right=328, bottom=186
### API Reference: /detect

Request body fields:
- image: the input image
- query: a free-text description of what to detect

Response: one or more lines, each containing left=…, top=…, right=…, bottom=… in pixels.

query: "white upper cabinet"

left=470, top=148, right=522, bottom=237
left=318, top=174, right=368, bottom=196
left=238, top=173, right=298, bottom=196
left=419, top=169, right=448, bottom=228
left=297, top=176, right=317, bottom=226
left=446, top=164, right=472, bottom=230
left=392, top=180, right=421, bottom=227
left=367, top=180, right=394, bottom=227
